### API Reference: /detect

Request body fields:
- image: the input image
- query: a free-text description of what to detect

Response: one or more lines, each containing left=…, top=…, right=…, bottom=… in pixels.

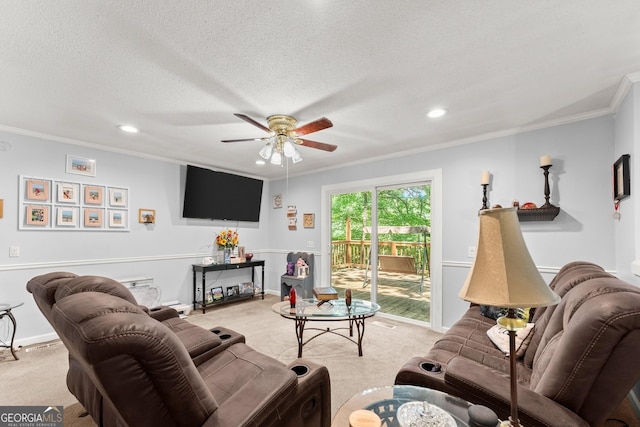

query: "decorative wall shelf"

left=517, top=206, right=560, bottom=222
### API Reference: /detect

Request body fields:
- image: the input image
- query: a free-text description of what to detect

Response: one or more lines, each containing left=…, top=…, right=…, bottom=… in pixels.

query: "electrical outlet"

left=468, top=246, right=476, bottom=258
left=9, top=246, right=20, bottom=257
left=307, top=240, right=315, bottom=248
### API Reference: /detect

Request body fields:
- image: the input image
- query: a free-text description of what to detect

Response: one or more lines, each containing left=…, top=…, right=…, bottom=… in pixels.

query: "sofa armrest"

left=445, top=357, right=589, bottom=427
left=147, top=306, right=179, bottom=322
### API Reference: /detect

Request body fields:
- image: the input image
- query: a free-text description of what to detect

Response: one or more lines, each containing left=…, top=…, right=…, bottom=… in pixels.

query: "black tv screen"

left=183, top=165, right=263, bottom=222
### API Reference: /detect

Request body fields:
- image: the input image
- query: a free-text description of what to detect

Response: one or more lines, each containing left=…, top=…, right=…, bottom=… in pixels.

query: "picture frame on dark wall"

left=613, top=154, right=631, bottom=201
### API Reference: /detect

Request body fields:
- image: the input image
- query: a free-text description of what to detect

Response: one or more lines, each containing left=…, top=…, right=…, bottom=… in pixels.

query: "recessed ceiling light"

left=118, top=125, right=139, bottom=133
left=255, top=160, right=266, bottom=165
left=426, top=108, right=448, bottom=119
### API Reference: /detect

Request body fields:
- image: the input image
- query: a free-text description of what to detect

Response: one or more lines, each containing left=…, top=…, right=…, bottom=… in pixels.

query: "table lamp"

left=459, top=207, right=560, bottom=427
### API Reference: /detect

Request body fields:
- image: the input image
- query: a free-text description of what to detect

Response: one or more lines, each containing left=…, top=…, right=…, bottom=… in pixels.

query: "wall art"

left=66, top=155, right=96, bottom=177
left=19, top=175, right=129, bottom=231
left=108, top=210, right=127, bottom=228
left=56, top=206, right=78, bottom=227
left=84, top=208, right=104, bottom=227
left=138, top=208, right=155, bottom=224
left=57, top=182, right=79, bottom=204
left=109, top=188, right=128, bottom=207
left=84, top=185, right=104, bottom=205
left=25, top=205, right=49, bottom=226
left=613, top=154, right=631, bottom=202
left=26, top=179, right=50, bottom=201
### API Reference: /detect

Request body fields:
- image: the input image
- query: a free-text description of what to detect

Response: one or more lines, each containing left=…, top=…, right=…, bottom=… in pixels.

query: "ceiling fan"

left=222, top=113, right=337, bottom=165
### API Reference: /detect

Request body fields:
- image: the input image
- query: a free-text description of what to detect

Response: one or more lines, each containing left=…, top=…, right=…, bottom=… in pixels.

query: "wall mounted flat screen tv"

left=183, top=165, right=263, bottom=222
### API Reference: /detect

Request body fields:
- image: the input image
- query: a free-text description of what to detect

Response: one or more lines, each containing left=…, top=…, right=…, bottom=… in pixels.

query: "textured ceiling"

left=1, top=1, right=640, bottom=180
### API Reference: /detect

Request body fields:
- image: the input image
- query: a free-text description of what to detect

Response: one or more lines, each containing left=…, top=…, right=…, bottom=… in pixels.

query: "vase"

left=223, top=248, right=232, bottom=264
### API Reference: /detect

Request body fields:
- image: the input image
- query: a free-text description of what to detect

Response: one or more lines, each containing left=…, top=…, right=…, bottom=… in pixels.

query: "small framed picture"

left=210, top=287, right=224, bottom=301
left=84, top=185, right=104, bottom=205
left=613, top=154, right=631, bottom=202
left=109, top=188, right=127, bottom=207
left=226, top=285, right=240, bottom=297
left=26, top=205, right=49, bottom=226
left=66, top=155, right=96, bottom=177
left=56, top=206, right=78, bottom=227
left=108, top=210, right=127, bottom=228
left=138, top=208, right=156, bottom=224
left=57, top=182, right=79, bottom=204
left=303, top=213, right=315, bottom=228
left=240, top=282, right=254, bottom=295
left=26, top=179, right=50, bottom=201
left=84, top=208, right=104, bottom=227
left=273, top=194, right=283, bottom=209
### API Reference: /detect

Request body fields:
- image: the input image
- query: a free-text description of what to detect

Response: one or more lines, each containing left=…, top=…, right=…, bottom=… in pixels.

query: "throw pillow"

left=486, top=323, right=535, bottom=359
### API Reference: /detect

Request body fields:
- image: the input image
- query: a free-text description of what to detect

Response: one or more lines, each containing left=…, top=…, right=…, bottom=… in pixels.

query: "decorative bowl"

left=245, top=253, right=254, bottom=261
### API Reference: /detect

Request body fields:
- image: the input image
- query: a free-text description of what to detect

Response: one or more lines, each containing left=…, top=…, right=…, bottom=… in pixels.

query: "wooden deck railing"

left=331, top=240, right=430, bottom=273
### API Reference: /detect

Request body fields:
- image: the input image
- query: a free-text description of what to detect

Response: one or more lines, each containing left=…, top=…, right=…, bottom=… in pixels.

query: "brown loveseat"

left=27, top=272, right=331, bottom=427
left=395, top=261, right=640, bottom=427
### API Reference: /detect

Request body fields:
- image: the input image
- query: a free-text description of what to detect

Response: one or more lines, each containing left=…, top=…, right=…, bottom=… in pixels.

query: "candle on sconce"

left=481, top=170, right=490, bottom=185
left=539, top=154, right=552, bottom=167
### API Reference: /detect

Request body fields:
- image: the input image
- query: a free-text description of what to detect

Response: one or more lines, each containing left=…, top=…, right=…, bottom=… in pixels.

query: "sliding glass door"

left=328, top=182, right=431, bottom=323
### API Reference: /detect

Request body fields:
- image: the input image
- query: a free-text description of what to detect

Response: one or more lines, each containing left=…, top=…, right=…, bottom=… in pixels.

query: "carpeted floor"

left=2, top=294, right=639, bottom=426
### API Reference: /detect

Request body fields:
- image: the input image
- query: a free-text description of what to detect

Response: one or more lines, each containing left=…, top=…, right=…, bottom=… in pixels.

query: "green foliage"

left=331, top=186, right=431, bottom=242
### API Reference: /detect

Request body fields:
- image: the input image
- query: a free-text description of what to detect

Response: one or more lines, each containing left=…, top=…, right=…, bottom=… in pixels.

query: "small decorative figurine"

left=289, top=287, right=296, bottom=308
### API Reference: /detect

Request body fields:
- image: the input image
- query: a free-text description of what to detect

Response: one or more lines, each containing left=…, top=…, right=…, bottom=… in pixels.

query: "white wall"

left=0, top=106, right=632, bottom=344
left=0, top=131, right=274, bottom=345
left=268, top=115, right=621, bottom=328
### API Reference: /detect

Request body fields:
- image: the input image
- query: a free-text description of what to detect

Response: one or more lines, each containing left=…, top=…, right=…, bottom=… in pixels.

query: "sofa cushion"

left=162, top=317, right=222, bottom=365
left=53, top=275, right=138, bottom=305
left=197, top=342, right=298, bottom=426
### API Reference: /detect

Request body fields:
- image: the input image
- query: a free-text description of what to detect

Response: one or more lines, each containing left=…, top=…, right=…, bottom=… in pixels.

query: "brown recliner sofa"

left=27, top=272, right=331, bottom=427
left=395, top=261, right=640, bottom=427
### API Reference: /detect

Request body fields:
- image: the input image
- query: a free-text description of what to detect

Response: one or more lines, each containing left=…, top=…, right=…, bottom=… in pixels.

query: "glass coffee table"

left=332, top=385, right=474, bottom=427
left=272, top=298, right=379, bottom=357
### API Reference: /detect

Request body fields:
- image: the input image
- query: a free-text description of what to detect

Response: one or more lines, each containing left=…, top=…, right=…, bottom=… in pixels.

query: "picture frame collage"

left=19, top=175, right=129, bottom=231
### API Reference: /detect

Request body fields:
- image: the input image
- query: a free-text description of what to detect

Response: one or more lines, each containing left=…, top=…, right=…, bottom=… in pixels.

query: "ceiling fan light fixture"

left=258, top=142, right=273, bottom=159
left=283, top=138, right=296, bottom=157
left=270, top=151, right=282, bottom=165
left=292, top=150, right=303, bottom=163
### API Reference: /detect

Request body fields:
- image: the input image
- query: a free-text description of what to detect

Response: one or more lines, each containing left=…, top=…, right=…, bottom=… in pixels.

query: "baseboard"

left=14, top=331, right=60, bottom=348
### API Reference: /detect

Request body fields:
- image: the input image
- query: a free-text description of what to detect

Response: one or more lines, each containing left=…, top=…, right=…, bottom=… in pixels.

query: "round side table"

left=1, top=302, right=24, bottom=360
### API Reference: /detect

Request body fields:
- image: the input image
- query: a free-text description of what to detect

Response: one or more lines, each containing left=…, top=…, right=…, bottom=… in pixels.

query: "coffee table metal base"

left=294, top=315, right=368, bottom=357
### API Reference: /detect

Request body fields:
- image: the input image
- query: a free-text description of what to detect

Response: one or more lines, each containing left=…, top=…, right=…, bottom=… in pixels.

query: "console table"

left=192, top=260, right=265, bottom=313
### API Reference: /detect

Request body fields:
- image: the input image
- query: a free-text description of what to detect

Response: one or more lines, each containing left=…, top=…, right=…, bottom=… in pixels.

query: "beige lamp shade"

left=459, top=207, right=560, bottom=308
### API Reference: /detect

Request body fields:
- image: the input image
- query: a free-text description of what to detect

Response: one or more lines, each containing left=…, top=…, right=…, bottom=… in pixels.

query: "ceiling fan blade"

left=221, top=138, right=265, bottom=143
left=293, top=117, right=333, bottom=136
left=234, top=113, right=271, bottom=133
left=297, top=138, right=338, bottom=152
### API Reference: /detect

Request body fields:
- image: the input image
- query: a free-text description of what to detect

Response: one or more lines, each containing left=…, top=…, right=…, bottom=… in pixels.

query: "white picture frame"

left=56, top=206, right=78, bottom=227
left=57, top=182, right=79, bottom=204
left=108, top=210, right=127, bottom=228
left=109, top=188, right=128, bottom=207
left=66, top=155, right=96, bottom=176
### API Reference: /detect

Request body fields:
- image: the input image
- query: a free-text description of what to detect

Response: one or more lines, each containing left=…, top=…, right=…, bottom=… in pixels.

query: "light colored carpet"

left=2, top=295, right=638, bottom=427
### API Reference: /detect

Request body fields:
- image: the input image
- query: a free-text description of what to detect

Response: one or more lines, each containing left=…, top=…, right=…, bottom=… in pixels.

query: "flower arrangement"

left=216, top=228, right=239, bottom=249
